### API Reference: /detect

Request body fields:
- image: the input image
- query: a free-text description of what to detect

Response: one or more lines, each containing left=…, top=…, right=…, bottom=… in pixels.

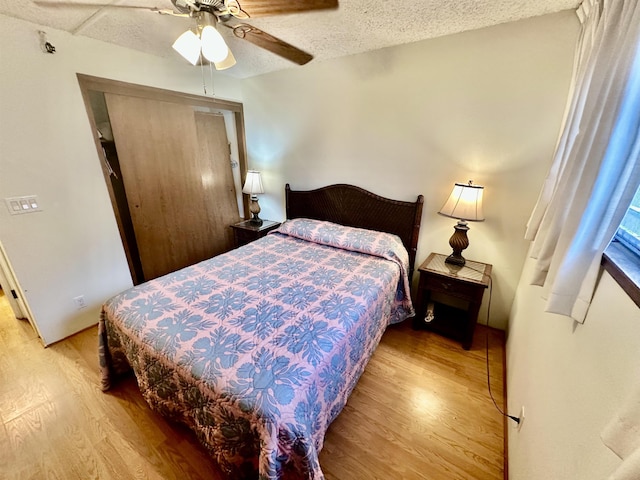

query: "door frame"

left=0, top=240, right=42, bottom=338
left=76, top=74, right=249, bottom=283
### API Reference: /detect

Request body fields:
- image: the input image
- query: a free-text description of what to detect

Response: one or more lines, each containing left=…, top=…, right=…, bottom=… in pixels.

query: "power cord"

left=462, top=264, right=520, bottom=425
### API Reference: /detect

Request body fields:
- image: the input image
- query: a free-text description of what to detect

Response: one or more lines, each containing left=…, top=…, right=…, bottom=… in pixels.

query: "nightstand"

left=413, top=252, right=492, bottom=349
left=230, top=219, right=281, bottom=248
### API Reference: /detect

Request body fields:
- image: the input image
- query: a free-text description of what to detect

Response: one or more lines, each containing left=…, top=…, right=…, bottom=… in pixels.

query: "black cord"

left=461, top=264, right=520, bottom=425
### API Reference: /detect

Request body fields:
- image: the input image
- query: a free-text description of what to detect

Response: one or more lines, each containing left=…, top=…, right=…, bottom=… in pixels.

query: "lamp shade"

left=242, top=170, right=264, bottom=195
left=438, top=181, right=485, bottom=221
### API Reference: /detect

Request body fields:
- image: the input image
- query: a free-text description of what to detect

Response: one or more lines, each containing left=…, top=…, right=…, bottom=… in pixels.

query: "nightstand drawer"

left=422, top=275, right=481, bottom=301
left=230, top=219, right=281, bottom=248
left=234, top=228, right=260, bottom=245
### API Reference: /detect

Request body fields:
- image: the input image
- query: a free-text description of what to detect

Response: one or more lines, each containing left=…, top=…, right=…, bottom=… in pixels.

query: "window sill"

left=602, top=240, right=640, bottom=308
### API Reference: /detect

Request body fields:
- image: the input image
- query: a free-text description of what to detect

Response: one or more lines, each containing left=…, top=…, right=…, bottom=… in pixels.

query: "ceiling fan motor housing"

left=171, top=0, right=226, bottom=15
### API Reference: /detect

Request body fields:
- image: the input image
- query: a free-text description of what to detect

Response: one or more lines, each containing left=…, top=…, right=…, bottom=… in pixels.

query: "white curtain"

left=524, top=0, right=640, bottom=323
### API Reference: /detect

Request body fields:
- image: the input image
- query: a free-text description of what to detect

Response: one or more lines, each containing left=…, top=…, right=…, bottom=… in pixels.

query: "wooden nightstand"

left=413, top=252, right=492, bottom=350
left=230, top=219, right=281, bottom=248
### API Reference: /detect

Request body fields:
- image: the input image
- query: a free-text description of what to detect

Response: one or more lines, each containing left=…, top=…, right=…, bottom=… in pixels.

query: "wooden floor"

left=0, top=289, right=505, bottom=479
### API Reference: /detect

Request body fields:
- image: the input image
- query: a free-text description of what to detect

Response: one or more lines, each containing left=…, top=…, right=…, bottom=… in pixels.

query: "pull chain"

left=200, top=53, right=207, bottom=95
left=209, top=60, right=215, bottom=97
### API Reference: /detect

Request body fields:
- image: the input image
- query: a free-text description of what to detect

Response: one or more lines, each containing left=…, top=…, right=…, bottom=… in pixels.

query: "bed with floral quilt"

left=99, top=185, right=424, bottom=480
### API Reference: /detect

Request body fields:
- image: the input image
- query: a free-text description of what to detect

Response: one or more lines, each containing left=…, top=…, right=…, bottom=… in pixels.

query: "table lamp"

left=438, top=180, right=485, bottom=266
left=242, top=170, right=265, bottom=225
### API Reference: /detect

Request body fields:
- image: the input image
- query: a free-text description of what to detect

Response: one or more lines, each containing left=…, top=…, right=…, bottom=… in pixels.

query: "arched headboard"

left=285, top=184, right=424, bottom=276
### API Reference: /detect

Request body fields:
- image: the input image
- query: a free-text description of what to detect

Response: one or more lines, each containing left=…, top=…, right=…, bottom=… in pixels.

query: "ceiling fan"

left=34, top=0, right=339, bottom=69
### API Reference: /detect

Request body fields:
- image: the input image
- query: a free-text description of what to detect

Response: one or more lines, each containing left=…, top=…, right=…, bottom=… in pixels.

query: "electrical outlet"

left=517, top=406, right=525, bottom=431
left=73, top=295, right=87, bottom=309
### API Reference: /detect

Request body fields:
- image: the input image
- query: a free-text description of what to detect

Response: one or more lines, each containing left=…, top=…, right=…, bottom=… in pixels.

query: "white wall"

left=240, top=11, right=580, bottom=329
left=0, top=15, right=241, bottom=345
left=508, top=257, right=640, bottom=478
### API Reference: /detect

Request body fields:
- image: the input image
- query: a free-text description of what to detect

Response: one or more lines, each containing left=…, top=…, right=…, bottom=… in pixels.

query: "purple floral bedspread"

left=99, top=218, right=414, bottom=479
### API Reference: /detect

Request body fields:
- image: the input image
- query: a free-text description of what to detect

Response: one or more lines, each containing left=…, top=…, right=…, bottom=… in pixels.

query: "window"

left=615, top=185, right=640, bottom=257
left=603, top=185, right=640, bottom=308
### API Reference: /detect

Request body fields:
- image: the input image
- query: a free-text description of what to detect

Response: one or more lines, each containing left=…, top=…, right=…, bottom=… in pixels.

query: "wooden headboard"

left=285, top=184, right=424, bottom=275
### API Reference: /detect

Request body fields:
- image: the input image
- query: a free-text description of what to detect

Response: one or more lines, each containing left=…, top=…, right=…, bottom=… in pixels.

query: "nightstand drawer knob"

left=441, top=282, right=451, bottom=290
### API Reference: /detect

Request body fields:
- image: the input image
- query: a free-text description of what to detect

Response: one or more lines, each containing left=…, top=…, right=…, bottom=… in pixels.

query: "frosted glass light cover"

left=214, top=50, right=236, bottom=70
left=201, top=25, right=229, bottom=63
left=439, top=182, right=485, bottom=221
left=172, top=30, right=201, bottom=65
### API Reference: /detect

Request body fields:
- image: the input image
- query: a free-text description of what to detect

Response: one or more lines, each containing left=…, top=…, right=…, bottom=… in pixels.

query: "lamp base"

left=249, top=196, right=262, bottom=225
left=249, top=215, right=263, bottom=226
left=445, top=253, right=466, bottom=266
left=445, top=220, right=470, bottom=267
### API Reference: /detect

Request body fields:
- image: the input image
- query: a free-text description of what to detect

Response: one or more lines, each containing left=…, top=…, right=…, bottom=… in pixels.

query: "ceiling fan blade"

left=232, top=0, right=338, bottom=18
left=229, top=24, right=313, bottom=65
left=33, top=1, right=186, bottom=16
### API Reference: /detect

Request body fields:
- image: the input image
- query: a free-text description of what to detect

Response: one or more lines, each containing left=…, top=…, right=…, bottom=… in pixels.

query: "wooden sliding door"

left=104, top=93, right=239, bottom=280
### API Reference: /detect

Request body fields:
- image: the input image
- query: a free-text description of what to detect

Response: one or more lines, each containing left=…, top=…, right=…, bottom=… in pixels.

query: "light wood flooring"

left=0, top=289, right=505, bottom=479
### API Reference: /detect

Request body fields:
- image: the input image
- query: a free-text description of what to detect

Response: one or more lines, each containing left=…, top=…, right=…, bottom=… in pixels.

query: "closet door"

left=194, top=111, right=239, bottom=256
left=105, top=93, right=239, bottom=280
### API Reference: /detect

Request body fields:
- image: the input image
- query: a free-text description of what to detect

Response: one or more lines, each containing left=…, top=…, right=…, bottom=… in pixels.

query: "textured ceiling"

left=0, top=0, right=580, bottom=78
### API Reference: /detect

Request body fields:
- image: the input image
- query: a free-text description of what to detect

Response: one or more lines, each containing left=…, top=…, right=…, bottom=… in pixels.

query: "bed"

left=99, top=183, right=424, bottom=479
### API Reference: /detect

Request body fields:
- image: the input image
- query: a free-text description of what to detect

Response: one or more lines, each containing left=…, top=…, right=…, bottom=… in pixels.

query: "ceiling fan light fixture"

left=201, top=25, right=229, bottom=63
left=172, top=30, right=201, bottom=65
left=214, top=49, right=236, bottom=70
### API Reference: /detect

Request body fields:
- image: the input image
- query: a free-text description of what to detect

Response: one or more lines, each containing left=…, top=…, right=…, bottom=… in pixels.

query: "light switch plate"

left=5, top=196, right=42, bottom=215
